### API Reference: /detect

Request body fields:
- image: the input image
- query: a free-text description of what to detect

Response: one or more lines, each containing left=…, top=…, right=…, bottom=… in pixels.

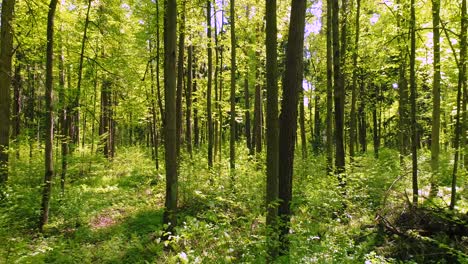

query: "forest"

left=0, top=0, right=468, bottom=262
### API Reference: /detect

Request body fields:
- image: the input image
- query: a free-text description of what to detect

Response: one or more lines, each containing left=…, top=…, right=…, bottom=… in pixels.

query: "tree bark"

left=12, top=52, right=22, bottom=145
left=58, top=30, right=68, bottom=194
left=229, top=0, right=236, bottom=170
left=409, top=0, right=419, bottom=206
left=349, top=0, right=360, bottom=161
left=207, top=0, right=214, bottom=168
left=254, top=76, right=262, bottom=153
left=186, top=45, right=193, bottom=157
left=244, top=76, right=252, bottom=154
left=39, top=0, right=58, bottom=231
left=265, top=0, right=279, bottom=259
left=176, top=2, right=185, bottom=157
left=326, top=0, right=333, bottom=174
left=278, top=0, right=306, bottom=255
left=450, top=0, right=466, bottom=210
left=0, top=0, right=16, bottom=184
left=373, top=84, right=380, bottom=159
left=430, top=0, right=441, bottom=196
left=71, top=0, right=92, bottom=146
left=332, top=0, right=345, bottom=182
left=163, top=0, right=178, bottom=229
left=299, top=89, right=307, bottom=159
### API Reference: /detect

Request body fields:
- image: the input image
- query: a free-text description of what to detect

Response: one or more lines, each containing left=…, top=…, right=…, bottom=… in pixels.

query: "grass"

left=0, top=143, right=466, bottom=263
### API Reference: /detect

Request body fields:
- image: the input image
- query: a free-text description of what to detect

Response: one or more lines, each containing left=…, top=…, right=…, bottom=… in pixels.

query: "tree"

left=39, top=0, right=59, bottom=231
left=186, top=45, right=193, bottom=157
left=244, top=76, right=252, bottom=154
left=332, top=0, right=345, bottom=182
left=229, top=0, right=236, bottom=170
left=0, top=0, right=16, bottom=185
left=326, top=0, right=333, bottom=174
left=409, top=0, right=419, bottom=206
left=176, top=1, right=186, bottom=157
left=253, top=72, right=262, bottom=153
left=349, top=0, right=361, bottom=161
left=450, top=0, right=467, bottom=210
left=163, top=0, right=178, bottom=229
left=278, top=0, right=307, bottom=255
left=265, top=0, right=279, bottom=258
left=207, top=0, right=214, bottom=168
left=71, top=0, right=92, bottom=146
left=430, top=0, right=441, bottom=196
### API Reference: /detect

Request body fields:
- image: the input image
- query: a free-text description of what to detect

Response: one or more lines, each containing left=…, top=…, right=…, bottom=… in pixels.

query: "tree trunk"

left=163, top=0, right=178, bottom=229
left=409, top=0, right=419, bottom=206
left=265, top=0, right=279, bottom=259
left=156, top=0, right=164, bottom=122
left=326, top=0, right=333, bottom=174
left=207, top=0, right=214, bottom=168
left=349, top=0, right=360, bottom=162
left=332, top=0, right=345, bottom=183
left=176, top=2, right=185, bottom=157
left=244, top=76, right=252, bottom=154
left=12, top=52, right=22, bottom=145
left=358, top=81, right=366, bottom=152
left=254, top=76, right=262, bottom=153
left=0, top=0, right=16, bottom=184
left=229, top=0, right=236, bottom=170
left=99, top=79, right=111, bottom=159
left=194, top=78, right=199, bottom=148
left=71, top=0, right=92, bottom=147
left=430, top=0, right=441, bottom=196
left=373, top=84, right=380, bottom=159
left=299, top=89, right=307, bottom=159
left=149, top=40, right=159, bottom=169
left=186, top=45, right=193, bottom=157
left=39, top=0, right=58, bottom=231
left=450, top=0, right=466, bottom=210
left=58, top=30, right=68, bottom=194
left=313, top=91, right=321, bottom=153
left=278, top=0, right=306, bottom=255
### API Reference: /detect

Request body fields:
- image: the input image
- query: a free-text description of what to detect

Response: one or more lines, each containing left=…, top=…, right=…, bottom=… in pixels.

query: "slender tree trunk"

left=265, top=0, right=279, bottom=259
left=12, top=52, right=22, bottom=146
left=278, top=0, right=306, bottom=255
left=149, top=40, right=159, bottom=169
left=450, top=0, right=466, bottom=210
left=58, top=30, right=68, bottom=194
left=358, top=80, right=367, bottom=152
left=254, top=76, right=262, bottom=153
left=430, top=0, right=441, bottom=196
left=207, top=0, right=214, bottom=168
left=349, top=0, right=360, bottom=162
left=186, top=45, right=193, bottom=157
left=313, top=91, right=321, bottom=153
left=176, top=2, right=185, bottom=157
left=244, top=76, right=252, bottom=154
left=373, top=84, right=380, bottom=159
left=326, top=0, right=333, bottom=174
left=71, top=0, right=92, bottom=146
left=99, top=80, right=111, bottom=159
left=409, top=0, right=419, bottom=206
left=194, top=78, right=199, bottom=148
left=229, top=0, right=236, bottom=170
left=39, top=0, right=58, bottom=231
left=0, top=0, right=16, bottom=184
left=299, top=90, right=307, bottom=159
left=163, top=0, right=178, bottom=229
left=332, top=0, right=345, bottom=183
left=156, top=0, right=164, bottom=122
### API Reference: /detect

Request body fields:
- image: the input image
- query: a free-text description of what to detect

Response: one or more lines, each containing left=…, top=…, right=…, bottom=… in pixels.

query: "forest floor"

left=1, top=144, right=467, bottom=263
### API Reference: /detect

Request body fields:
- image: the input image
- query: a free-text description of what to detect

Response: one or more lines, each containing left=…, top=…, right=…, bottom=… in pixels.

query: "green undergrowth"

left=1, top=144, right=466, bottom=263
